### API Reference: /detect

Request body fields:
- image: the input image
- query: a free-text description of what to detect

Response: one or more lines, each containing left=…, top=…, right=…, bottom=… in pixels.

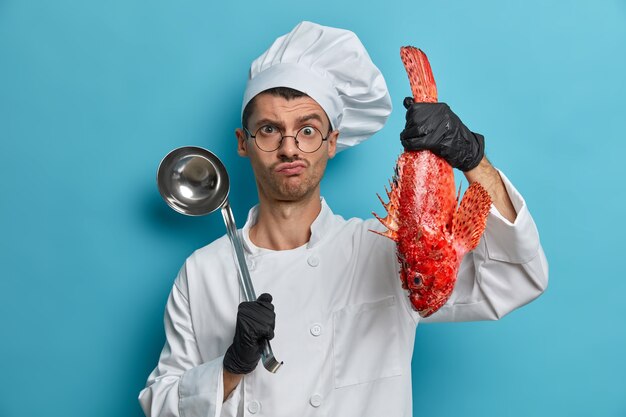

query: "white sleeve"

left=138, top=265, right=242, bottom=417
left=421, top=169, right=549, bottom=323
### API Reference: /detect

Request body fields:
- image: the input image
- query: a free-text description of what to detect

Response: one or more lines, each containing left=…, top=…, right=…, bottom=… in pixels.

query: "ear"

left=327, top=130, right=339, bottom=159
left=235, top=128, right=249, bottom=157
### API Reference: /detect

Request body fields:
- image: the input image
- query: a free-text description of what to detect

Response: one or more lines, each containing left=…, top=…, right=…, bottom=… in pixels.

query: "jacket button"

left=248, top=400, right=260, bottom=414
left=307, top=255, right=319, bottom=267
left=310, top=324, right=322, bottom=336
left=310, top=394, right=323, bottom=407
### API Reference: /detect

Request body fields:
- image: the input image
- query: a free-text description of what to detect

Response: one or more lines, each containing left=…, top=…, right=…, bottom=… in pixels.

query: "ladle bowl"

left=157, top=146, right=229, bottom=216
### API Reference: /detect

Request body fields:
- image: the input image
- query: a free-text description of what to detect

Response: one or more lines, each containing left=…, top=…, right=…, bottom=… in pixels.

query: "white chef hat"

left=241, top=21, right=392, bottom=152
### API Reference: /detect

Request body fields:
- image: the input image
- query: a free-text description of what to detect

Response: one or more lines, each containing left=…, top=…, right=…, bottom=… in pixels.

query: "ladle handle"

left=221, top=201, right=256, bottom=301
left=221, top=201, right=282, bottom=373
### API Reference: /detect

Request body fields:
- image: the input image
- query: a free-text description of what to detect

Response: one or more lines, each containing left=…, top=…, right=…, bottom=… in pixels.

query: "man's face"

left=235, top=93, right=338, bottom=202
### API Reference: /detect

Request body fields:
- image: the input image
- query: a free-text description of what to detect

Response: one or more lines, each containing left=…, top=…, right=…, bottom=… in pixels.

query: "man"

left=139, top=21, right=548, bottom=417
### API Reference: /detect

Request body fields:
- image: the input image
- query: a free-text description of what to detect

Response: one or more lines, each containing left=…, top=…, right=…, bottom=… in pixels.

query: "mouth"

left=275, top=161, right=307, bottom=176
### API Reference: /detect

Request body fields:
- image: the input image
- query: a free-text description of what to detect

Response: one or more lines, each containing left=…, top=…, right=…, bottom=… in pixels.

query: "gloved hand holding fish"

left=372, top=47, right=492, bottom=318
left=400, top=99, right=485, bottom=172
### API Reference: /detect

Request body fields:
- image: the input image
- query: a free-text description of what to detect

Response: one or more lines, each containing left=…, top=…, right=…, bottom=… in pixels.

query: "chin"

left=277, top=188, right=309, bottom=201
left=277, top=181, right=319, bottom=201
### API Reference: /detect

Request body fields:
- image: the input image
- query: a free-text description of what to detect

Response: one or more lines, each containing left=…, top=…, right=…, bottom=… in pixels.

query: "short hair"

left=242, top=87, right=309, bottom=130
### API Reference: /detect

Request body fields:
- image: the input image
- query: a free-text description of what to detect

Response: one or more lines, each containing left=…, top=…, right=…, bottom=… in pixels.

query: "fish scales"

left=372, top=47, right=492, bottom=318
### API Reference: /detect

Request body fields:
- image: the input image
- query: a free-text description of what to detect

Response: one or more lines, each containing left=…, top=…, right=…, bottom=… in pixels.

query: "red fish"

left=372, top=47, right=492, bottom=317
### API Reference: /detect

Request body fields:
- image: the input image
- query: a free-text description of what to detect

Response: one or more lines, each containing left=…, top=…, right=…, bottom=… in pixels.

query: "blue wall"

left=1, top=1, right=624, bottom=416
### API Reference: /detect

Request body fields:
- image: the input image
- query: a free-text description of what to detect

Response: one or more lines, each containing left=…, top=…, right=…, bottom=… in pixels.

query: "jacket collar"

left=241, top=197, right=336, bottom=255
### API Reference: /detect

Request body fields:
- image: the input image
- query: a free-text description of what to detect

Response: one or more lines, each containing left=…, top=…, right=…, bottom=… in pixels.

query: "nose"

left=277, top=134, right=301, bottom=158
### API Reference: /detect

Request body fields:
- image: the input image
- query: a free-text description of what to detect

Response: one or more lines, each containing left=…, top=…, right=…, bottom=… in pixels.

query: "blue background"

left=1, top=1, right=624, bottom=416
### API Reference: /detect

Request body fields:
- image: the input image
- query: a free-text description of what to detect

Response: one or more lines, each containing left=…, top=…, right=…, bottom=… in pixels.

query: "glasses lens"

left=254, top=125, right=283, bottom=152
left=251, top=125, right=325, bottom=152
left=295, top=126, right=323, bottom=153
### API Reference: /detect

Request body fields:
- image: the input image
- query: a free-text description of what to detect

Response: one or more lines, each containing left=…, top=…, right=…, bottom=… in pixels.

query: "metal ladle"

left=156, top=146, right=282, bottom=373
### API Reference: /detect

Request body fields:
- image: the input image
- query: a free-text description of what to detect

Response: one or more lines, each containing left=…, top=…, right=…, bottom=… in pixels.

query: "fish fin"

left=376, top=193, right=389, bottom=211
left=369, top=227, right=399, bottom=242
left=372, top=171, right=401, bottom=234
left=384, top=184, right=391, bottom=199
left=452, top=182, right=492, bottom=253
left=372, top=210, right=399, bottom=233
left=372, top=160, right=402, bottom=242
left=447, top=180, right=463, bottom=232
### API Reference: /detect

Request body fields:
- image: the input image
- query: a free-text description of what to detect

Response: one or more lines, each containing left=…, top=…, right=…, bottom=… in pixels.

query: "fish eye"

left=413, top=273, right=422, bottom=286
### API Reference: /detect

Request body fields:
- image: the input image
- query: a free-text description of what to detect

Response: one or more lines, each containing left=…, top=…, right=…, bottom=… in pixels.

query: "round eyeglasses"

left=244, top=125, right=331, bottom=153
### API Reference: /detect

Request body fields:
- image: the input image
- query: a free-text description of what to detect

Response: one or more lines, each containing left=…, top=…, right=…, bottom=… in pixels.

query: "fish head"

left=398, top=226, right=459, bottom=318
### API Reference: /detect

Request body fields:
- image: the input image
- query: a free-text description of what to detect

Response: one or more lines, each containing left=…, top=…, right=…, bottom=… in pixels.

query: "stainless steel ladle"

left=156, top=146, right=282, bottom=373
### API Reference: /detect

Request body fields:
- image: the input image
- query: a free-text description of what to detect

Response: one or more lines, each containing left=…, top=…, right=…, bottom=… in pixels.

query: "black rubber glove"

left=223, top=293, right=276, bottom=374
left=400, top=97, right=485, bottom=171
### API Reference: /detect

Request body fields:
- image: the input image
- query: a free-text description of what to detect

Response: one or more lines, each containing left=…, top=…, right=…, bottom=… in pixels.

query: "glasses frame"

left=243, top=124, right=332, bottom=153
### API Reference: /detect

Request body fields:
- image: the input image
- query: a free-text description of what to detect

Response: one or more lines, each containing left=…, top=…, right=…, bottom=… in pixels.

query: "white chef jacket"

left=139, top=170, right=548, bottom=417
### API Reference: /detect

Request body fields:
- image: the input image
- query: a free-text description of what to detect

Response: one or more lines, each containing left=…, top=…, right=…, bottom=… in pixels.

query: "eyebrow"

left=297, top=113, right=324, bottom=125
left=252, top=113, right=325, bottom=130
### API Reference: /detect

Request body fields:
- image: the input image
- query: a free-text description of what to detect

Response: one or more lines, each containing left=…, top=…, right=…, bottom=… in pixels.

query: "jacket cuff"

left=179, top=355, right=225, bottom=417
left=483, top=169, right=540, bottom=264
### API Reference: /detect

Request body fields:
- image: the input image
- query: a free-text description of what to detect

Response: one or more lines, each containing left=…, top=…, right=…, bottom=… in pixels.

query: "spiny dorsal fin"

left=371, top=162, right=402, bottom=242
left=369, top=228, right=399, bottom=242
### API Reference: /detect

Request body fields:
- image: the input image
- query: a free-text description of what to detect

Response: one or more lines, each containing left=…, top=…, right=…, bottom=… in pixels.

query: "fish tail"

left=400, top=46, right=438, bottom=103
left=452, top=182, right=492, bottom=254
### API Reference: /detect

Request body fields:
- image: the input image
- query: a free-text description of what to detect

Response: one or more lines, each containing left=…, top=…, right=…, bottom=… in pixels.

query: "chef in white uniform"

left=139, top=21, right=548, bottom=417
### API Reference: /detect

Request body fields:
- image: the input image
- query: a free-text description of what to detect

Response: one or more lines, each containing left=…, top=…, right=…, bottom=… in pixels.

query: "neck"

left=250, top=191, right=322, bottom=251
